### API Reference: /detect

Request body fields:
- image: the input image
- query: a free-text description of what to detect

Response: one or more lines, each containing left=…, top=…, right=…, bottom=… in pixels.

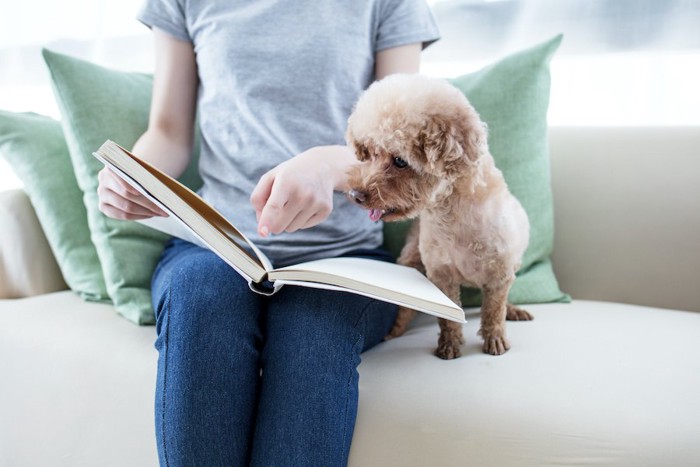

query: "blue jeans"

left=150, top=238, right=397, bottom=466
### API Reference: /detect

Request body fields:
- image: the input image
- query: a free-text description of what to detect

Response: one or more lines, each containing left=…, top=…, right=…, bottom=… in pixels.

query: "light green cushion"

left=43, top=49, right=202, bottom=325
left=384, top=35, right=570, bottom=306
left=0, top=110, right=109, bottom=302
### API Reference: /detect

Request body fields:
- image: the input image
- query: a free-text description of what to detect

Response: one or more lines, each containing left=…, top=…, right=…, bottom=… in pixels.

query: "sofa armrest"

left=0, top=190, right=67, bottom=298
left=549, top=126, right=700, bottom=312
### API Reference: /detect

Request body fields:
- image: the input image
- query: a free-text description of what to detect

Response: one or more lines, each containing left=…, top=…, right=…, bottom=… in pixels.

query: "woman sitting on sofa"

left=95, top=1, right=439, bottom=465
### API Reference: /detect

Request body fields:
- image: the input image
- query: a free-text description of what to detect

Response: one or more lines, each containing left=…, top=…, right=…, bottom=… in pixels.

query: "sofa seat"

left=2, top=291, right=699, bottom=467
left=3, top=125, right=699, bottom=466
left=0, top=292, right=157, bottom=466
left=353, top=302, right=700, bottom=466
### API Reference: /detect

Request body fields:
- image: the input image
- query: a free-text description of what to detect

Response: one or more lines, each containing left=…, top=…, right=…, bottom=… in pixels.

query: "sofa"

left=1, top=125, right=699, bottom=467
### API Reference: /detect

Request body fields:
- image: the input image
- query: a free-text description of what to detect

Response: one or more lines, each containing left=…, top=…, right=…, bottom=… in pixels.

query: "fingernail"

left=260, top=225, right=269, bottom=237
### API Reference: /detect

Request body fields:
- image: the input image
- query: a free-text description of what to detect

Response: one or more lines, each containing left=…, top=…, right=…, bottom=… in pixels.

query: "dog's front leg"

left=436, top=317, right=464, bottom=360
left=397, top=220, right=425, bottom=274
left=386, top=306, right=416, bottom=340
left=427, top=267, right=464, bottom=360
left=386, top=221, right=423, bottom=340
left=478, top=282, right=512, bottom=355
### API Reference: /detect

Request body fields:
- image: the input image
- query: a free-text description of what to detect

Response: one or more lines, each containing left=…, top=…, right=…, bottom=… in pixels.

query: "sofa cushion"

left=351, top=301, right=700, bottom=466
left=42, top=50, right=202, bottom=325
left=0, top=190, right=68, bottom=298
left=384, top=35, right=569, bottom=306
left=0, top=111, right=108, bottom=301
left=0, top=291, right=158, bottom=466
left=549, top=126, right=700, bottom=313
left=2, top=295, right=698, bottom=466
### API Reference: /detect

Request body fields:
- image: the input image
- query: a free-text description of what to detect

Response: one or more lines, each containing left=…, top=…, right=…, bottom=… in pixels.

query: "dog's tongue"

left=369, top=209, right=383, bottom=222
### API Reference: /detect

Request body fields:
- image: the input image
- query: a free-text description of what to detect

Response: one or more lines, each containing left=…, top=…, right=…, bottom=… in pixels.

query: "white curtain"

left=0, top=0, right=150, bottom=119
left=1, top=0, right=698, bottom=123
left=426, top=0, right=700, bottom=58
left=423, top=0, right=700, bottom=126
left=1, top=0, right=699, bottom=188
left=0, top=0, right=150, bottom=189
left=0, top=0, right=700, bottom=137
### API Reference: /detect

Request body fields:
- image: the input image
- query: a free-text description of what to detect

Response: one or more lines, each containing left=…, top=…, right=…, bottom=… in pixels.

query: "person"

left=96, top=1, right=439, bottom=465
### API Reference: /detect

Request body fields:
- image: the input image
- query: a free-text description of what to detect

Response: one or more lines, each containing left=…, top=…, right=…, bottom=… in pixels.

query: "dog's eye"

left=393, top=156, right=408, bottom=169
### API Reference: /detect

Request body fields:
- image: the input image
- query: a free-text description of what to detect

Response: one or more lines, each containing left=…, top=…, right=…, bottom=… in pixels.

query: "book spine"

left=248, top=275, right=281, bottom=296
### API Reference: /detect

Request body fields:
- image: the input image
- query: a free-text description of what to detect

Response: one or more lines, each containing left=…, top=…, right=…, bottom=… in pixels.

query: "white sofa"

left=1, top=126, right=699, bottom=467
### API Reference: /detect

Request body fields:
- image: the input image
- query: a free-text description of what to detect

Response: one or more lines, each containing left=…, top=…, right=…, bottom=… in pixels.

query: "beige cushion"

left=352, top=301, right=700, bottom=466
left=549, top=126, right=700, bottom=312
left=0, top=291, right=157, bottom=466
left=1, top=293, right=699, bottom=466
left=0, top=190, right=67, bottom=298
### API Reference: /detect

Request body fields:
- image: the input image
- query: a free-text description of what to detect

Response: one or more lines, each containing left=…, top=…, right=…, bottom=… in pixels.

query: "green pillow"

left=0, top=110, right=109, bottom=302
left=384, top=35, right=570, bottom=306
left=43, top=49, right=202, bottom=325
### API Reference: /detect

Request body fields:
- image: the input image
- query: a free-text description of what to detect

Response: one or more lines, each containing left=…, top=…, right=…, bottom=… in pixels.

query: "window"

left=423, top=0, right=700, bottom=126
left=1, top=0, right=698, bottom=189
left=0, top=0, right=149, bottom=189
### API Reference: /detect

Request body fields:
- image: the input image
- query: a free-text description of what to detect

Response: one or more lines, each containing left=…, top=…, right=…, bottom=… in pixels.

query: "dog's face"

left=346, top=136, right=442, bottom=222
left=346, top=74, right=487, bottom=222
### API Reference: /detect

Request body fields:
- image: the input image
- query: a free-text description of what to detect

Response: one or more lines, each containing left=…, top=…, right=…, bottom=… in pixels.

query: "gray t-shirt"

left=137, top=0, right=439, bottom=266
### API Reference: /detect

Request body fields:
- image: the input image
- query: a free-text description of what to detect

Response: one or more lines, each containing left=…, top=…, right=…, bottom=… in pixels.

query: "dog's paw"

left=506, top=304, right=534, bottom=321
left=435, top=339, right=462, bottom=359
left=384, top=326, right=405, bottom=341
left=435, top=333, right=464, bottom=360
left=482, top=335, right=511, bottom=356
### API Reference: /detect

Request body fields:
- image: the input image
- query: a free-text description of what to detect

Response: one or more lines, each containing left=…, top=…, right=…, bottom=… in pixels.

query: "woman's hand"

left=250, top=145, right=357, bottom=237
left=97, top=28, right=197, bottom=222
left=97, top=167, right=168, bottom=220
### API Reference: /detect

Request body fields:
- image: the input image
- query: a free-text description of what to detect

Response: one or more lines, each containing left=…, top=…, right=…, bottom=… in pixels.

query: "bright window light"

left=1, top=0, right=699, bottom=191
left=421, top=0, right=700, bottom=126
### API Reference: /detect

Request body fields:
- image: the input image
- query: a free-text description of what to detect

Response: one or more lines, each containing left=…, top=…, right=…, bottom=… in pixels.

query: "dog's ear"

left=455, top=114, right=489, bottom=165
left=417, top=116, right=486, bottom=172
left=345, top=120, right=370, bottom=162
left=346, top=138, right=372, bottom=162
left=354, top=141, right=372, bottom=162
left=416, top=108, right=489, bottom=193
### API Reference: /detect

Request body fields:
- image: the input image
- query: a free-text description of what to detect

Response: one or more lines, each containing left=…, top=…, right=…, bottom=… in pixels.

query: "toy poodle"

left=346, top=74, right=533, bottom=359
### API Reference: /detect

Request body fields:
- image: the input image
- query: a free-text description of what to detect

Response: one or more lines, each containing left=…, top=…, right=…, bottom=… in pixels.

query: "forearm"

left=131, top=125, right=193, bottom=179
left=308, top=144, right=359, bottom=193
left=250, top=144, right=360, bottom=236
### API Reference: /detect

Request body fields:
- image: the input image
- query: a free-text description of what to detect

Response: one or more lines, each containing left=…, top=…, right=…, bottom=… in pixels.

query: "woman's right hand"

left=97, top=166, right=168, bottom=220
left=95, top=27, right=197, bottom=222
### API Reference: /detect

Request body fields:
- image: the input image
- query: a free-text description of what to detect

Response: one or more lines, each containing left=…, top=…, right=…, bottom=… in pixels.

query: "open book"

left=93, top=140, right=465, bottom=323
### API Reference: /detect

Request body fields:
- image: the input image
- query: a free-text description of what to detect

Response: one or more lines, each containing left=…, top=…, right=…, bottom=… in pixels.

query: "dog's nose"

left=348, top=189, right=367, bottom=205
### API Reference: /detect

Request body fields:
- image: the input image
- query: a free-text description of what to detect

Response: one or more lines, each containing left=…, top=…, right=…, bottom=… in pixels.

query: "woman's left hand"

left=250, top=145, right=357, bottom=237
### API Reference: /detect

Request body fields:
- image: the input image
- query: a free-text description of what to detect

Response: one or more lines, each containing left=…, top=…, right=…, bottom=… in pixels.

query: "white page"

left=271, top=257, right=465, bottom=322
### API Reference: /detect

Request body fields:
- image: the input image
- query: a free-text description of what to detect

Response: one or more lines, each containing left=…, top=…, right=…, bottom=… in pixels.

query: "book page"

left=123, top=149, right=274, bottom=271
left=94, top=142, right=274, bottom=273
left=138, top=215, right=211, bottom=250
left=269, top=257, right=465, bottom=323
